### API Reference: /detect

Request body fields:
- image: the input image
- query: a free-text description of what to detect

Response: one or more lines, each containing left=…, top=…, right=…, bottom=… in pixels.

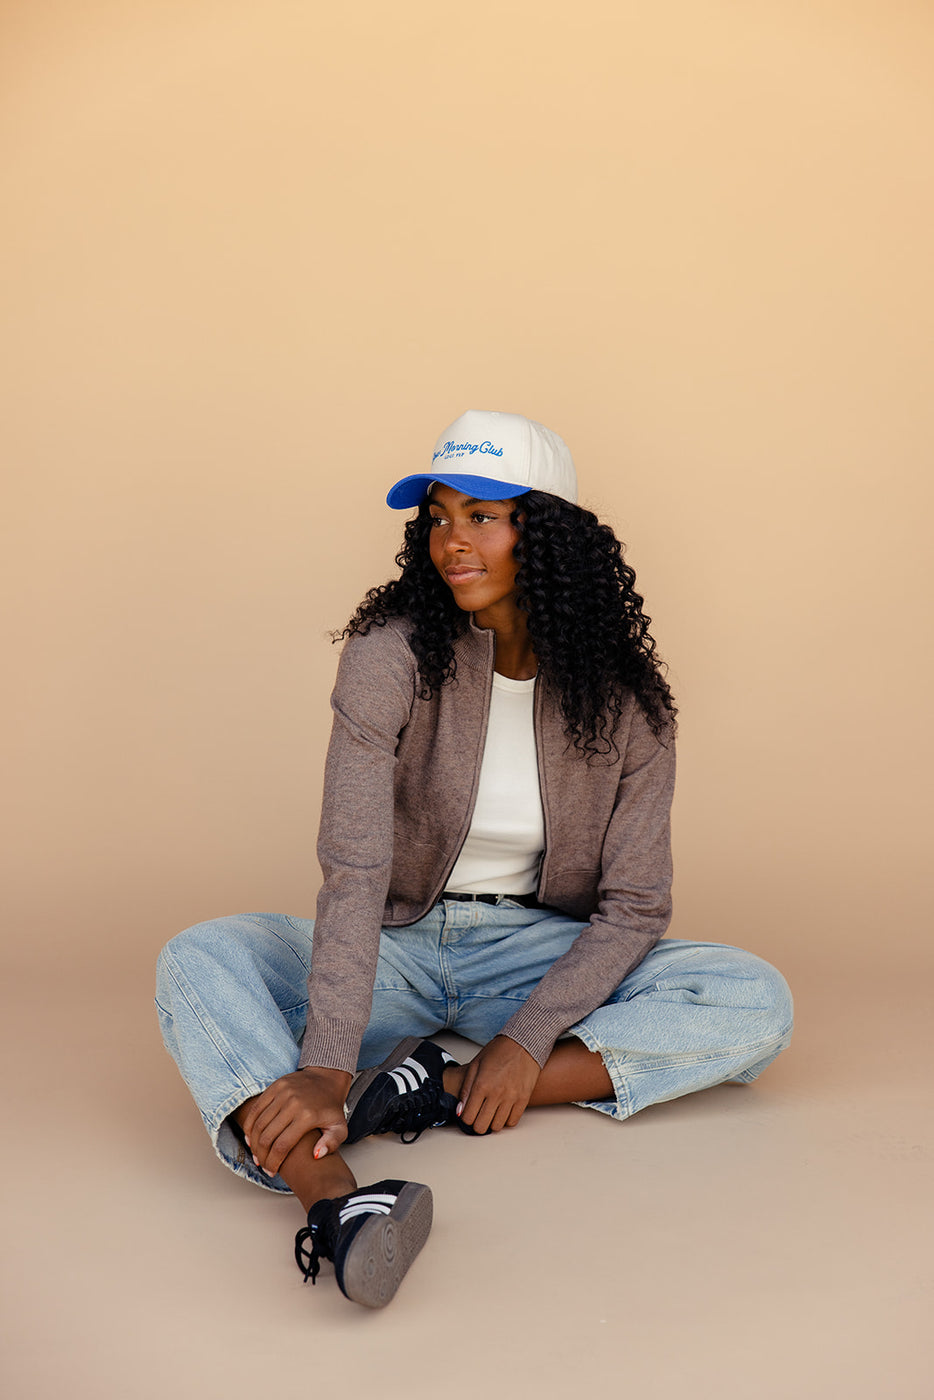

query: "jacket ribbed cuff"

left=298, top=1017, right=362, bottom=1076
left=499, top=1000, right=569, bottom=1068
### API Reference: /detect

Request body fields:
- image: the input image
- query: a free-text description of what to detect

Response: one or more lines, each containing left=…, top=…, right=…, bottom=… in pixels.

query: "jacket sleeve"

left=499, top=707, right=676, bottom=1066
left=297, top=624, right=416, bottom=1074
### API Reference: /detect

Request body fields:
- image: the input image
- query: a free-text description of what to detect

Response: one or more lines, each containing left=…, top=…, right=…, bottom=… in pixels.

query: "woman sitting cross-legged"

left=156, top=409, right=793, bottom=1307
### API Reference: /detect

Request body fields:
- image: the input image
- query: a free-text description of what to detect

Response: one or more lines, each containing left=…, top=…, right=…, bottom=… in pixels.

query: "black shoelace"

left=381, top=1081, right=454, bottom=1144
left=294, top=1221, right=328, bottom=1284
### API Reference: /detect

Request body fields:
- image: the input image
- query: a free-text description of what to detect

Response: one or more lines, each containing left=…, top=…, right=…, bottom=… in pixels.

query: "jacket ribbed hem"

left=500, top=1000, right=569, bottom=1068
left=298, top=1017, right=362, bottom=1076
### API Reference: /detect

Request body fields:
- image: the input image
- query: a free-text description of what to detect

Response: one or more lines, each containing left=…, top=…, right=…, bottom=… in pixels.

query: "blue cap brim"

left=386, top=473, right=531, bottom=509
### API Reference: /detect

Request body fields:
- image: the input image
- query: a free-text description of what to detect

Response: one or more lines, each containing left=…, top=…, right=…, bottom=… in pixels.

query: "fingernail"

left=262, top=1167, right=275, bottom=1177
left=456, top=1102, right=464, bottom=1116
left=252, top=1154, right=260, bottom=1166
left=314, top=1143, right=327, bottom=1159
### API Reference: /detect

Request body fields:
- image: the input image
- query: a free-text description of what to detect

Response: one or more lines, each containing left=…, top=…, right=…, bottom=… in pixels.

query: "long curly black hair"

left=337, top=491, right=676, bottom=758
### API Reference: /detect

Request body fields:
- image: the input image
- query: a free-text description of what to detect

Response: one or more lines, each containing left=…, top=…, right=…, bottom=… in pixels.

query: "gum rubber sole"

left=337, top=1182, right=433, bottom=1308
left=344, top=1037, right=425, bottom=1142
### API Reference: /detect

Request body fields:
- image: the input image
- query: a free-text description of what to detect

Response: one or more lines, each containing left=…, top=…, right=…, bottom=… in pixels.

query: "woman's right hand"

left=238, top=1066, right=353, bottom=1177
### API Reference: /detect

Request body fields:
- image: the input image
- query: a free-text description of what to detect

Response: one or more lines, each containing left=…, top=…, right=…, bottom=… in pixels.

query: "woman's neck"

left=472, top=607, right=537, bottom=680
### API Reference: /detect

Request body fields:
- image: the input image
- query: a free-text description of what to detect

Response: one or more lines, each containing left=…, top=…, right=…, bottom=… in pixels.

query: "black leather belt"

left=441, top=891, right=540, bottom=908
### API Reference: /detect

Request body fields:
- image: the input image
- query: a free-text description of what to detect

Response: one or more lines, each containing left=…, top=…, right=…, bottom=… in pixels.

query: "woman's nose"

left=442, top=522, right=470, bottom=553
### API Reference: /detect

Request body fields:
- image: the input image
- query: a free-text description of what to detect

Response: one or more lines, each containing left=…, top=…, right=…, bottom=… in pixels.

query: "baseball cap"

left=386, top=410, right=578, bottom=509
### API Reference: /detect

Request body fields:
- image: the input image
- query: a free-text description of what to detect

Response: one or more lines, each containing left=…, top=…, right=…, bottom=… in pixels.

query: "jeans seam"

left=247, top=915, right=313, bottom=974
left=620, top=942, right=768, bottom=997
left=602, top=1023, right=793, bottom=1076
left=568, top=1026, right=633, bottom=1117
left=438, top=916, right=461, bottom=1003
left=207, top=1083, right=275, bottom=1135
left=457, top=991, right=530, bottom=1004
left=569, top=1019, right=792, bottom=1119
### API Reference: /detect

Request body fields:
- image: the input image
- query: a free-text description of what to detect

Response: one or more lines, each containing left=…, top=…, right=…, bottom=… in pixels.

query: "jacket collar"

left=452, top=615, right=497, bottom=673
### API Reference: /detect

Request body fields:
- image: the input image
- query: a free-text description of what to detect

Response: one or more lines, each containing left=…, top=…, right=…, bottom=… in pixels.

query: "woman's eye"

left=429, top=511, right=497, bottom=526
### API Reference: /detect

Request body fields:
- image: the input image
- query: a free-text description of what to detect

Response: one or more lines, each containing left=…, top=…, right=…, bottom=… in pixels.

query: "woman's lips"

left=444, top=566, right=485, bottom=585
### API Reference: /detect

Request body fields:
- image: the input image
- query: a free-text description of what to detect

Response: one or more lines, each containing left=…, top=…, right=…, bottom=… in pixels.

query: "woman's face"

left=427, top=483, right=522, bottom=625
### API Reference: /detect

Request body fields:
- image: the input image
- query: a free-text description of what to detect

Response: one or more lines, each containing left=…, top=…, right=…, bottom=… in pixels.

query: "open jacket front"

left=299, top=616, right=676, bottom=1075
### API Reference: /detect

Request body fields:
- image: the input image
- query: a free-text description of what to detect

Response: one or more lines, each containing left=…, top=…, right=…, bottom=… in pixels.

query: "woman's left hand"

left=456, top=1035, right=541, bottom=1134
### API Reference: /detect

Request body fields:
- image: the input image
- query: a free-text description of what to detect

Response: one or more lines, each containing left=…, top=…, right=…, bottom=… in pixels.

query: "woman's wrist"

left=299, top=1064, right=353, bottom=1096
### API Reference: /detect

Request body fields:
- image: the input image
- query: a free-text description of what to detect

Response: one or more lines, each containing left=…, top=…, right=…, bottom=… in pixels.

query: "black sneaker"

left=344, top=1037, right=460, bottom=1145
left=294, top=1178, right=432, bottom=1308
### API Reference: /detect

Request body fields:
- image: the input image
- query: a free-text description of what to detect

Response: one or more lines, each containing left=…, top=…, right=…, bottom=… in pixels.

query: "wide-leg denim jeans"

left=155, top=900, right=793, bottom=1194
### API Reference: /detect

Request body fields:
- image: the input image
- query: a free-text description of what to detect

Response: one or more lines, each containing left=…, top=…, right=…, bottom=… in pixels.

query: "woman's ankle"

left=278, top=1135, right=356, bottom=1213
left=442, top=1063, right=467, bottom=1100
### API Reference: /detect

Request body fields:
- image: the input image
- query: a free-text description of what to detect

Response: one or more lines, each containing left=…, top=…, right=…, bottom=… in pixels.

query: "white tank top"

left=445, top=671, right=545, bottom=895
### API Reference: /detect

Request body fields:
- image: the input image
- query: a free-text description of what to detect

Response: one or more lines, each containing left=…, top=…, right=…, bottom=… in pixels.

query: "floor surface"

left=3, top=937, right=931, bottom=1400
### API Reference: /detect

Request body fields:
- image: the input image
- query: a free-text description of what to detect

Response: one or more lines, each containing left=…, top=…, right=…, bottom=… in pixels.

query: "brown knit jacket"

left=298, top=616, right=675, bottom=1074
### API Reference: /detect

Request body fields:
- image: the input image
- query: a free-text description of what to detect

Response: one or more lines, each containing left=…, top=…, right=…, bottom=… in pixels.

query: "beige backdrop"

left=3, top=2, right=932, bottom=1397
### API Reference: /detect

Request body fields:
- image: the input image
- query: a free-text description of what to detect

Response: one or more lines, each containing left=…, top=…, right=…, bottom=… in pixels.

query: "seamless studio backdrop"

left=2, top=3, right=932, bottom=1399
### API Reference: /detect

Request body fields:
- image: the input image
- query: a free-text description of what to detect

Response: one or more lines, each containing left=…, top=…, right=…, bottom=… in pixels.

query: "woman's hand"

left=457, top=1035, right=541, bottom=1134
left=238, top=1066, right=353, bottom=1176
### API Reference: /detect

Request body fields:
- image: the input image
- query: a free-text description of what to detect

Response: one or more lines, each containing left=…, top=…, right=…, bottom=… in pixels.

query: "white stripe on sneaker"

left=339, top=1198, right=396, bottom=1223
left=390, top=1064, right=423, bottom=1094
left=340, top=1202, right=393, bottom=1222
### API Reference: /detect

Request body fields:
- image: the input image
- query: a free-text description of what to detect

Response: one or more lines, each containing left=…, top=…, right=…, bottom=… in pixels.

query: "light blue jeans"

left=155, top=900, right=793, bottom=1194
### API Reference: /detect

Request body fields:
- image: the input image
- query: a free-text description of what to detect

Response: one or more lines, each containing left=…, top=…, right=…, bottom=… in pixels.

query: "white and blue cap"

left=387, top=409, right=578, bottom=509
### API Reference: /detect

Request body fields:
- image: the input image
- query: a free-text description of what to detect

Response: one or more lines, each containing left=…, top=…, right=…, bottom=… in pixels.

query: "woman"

left=156, top=410, right=792, bottom=1308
